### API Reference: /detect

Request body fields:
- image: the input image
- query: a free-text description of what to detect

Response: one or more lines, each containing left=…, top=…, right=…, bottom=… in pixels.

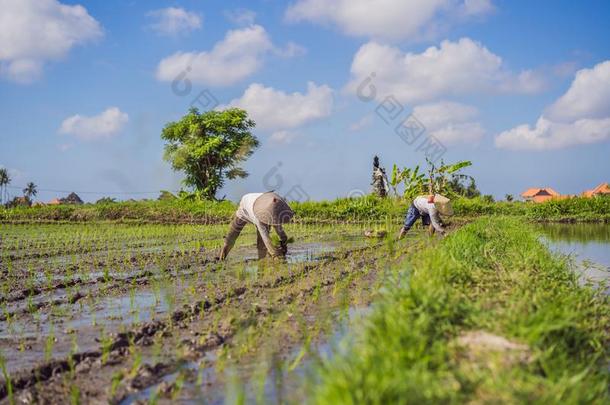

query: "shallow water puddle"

left=119, top=306, right=370, bottom=404
left=538, top=223, right=610, bottom=294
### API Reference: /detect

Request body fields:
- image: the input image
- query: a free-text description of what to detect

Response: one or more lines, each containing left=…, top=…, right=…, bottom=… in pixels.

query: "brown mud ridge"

left=0, top=240, right=342, bottom=322
left=3, top=240, right=176, bottom=262
left=0, top=215, right=231, bottom=226
left=0, top=239, right=414, bottom=403
left=0, top=256, right=212, bottom=319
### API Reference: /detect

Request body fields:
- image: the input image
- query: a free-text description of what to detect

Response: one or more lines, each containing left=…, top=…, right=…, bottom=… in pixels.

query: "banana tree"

left=390, top=164, right=427, bottom=199
left=426, top=158, right=472, bottom=197
left=391, top=160, right=473, bottom=200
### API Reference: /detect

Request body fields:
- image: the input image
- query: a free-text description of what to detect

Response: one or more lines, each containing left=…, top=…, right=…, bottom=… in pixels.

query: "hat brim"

left=253, top=192, right=294, bottom=225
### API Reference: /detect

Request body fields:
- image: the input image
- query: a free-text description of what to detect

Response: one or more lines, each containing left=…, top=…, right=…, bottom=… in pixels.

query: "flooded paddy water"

left=0, top=221, right=428, bottom=403
left=538, top=223, right=610, bottom=294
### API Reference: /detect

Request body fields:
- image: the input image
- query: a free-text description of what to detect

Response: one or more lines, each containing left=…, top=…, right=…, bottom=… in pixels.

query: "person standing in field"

left=397, top=194, right=453, bottom=239
left=219, top=191, right=294, bottom=260
left=371, top=155, right=389, bottom=198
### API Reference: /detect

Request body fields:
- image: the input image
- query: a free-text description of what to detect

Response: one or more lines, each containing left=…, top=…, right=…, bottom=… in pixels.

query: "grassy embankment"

left=1, top=196, right=609, bottom=223
left=313, top=217, right=610, bottom=403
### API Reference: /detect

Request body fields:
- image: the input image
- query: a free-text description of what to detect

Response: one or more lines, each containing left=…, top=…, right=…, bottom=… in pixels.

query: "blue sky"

left=1, top=0, right=610, bottom=203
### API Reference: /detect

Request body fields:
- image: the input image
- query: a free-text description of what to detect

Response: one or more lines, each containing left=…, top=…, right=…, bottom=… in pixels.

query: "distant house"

left=48, top=192, right=84, bottom=205
left=61, top=192, right=84, bottom=205
left=582, top=182, right=610, bottom=198
left=521, top=187, right=561, bottom=203
left=8, top=196, right=31, bottom=208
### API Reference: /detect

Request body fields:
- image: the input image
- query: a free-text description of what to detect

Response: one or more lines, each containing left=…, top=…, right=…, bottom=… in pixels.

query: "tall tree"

left=161, top=107, right=259, bottom=200
left=23, top=182, right=37, bottom=200
left=0, top=168, right=11, bottom=205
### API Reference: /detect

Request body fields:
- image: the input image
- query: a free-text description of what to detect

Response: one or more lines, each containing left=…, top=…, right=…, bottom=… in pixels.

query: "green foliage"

left=23, top=182, right=37, bottom=199
left=0, top=199, right=236, bottom=223
left=5, top=196, right=31, bottom=208
left=157, top=190, right=177, bottom=201
left=0, top=352, right=13, bottom=405
left=291, top=195, right=404, bottom=222
left=161, top=107, right=259, bottom=200
left=449, top=177, right=481, bottom=198
left=391, top=160, right=474, bottom=199
left=390, top=164, right=426, bottom=199
left=1, top=195, right=609, bottom=224
left=314, top=218, right=610, bottom=404
left=95, top=197, right=116, bottom=204
left=427, top=159, right=473, bottom=197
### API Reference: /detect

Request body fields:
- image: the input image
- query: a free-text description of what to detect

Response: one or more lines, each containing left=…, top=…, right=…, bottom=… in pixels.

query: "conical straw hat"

left=253, top=192, right=294, bottom=225
left=434, top=194, right=454, bottom=216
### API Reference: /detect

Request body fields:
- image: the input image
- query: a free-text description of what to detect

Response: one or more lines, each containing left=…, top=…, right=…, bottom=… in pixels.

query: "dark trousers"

left=403, top=203, right=430, bottom=231
left=219, top=216, right=271, bottom=260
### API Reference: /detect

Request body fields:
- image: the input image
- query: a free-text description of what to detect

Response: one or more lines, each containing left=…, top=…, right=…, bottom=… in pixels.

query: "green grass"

left=453, top=196, right=610, bottom=222
left=0, top=199, right=236, bottom=223
left=1, top=195, right=608, bottom=223
left=312, top=217, right=610, bottom=404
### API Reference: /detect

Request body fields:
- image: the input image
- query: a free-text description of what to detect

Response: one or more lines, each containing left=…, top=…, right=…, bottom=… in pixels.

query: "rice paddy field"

left=1, top=215, right=609, bottom=404
left=0, top=220, right=428, bottom=404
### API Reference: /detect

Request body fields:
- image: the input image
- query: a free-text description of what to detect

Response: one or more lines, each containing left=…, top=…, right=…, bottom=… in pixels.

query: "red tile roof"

left=583, top=182, right=610, bottom=197
left=521, top=187, right=560, bottom=198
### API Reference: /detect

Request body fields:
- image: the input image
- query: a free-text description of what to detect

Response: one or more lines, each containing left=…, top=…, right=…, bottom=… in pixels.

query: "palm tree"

left=0, top=168, right=10, bottom=205
left=23, top=182, right=38, bottom=201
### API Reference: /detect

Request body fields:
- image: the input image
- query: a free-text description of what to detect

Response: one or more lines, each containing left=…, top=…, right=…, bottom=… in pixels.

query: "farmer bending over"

left=397, top=194, right=453, bottom=239
left=219, top=192, right=294, bottom=260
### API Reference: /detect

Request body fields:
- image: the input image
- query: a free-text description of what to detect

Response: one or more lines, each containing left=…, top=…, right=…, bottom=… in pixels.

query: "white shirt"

left=413, top=196, right=445, bottom=233
left=236, top=192, right=263, bottom=224
left=235, top=192, right=288, bottom=256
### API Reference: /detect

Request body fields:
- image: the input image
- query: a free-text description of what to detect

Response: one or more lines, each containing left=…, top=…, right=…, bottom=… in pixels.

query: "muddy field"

left=0, top=222, right=431, bottom=404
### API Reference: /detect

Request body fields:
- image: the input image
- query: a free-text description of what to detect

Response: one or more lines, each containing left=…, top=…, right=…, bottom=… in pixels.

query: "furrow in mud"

left=1, top=242, right=373, bottom=321
left=3, top=241, right=397, bottom=404
left=0, top=242, right=389, bottom=400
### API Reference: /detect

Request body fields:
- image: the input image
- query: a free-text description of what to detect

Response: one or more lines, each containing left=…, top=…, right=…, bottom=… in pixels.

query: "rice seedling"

left=313, top=218, right=610, bottom=404
left=0, top=351, right=14, bottom=405
left=44, top=325, right=56, bottom=362
left=0, top=213, right=607, bottom=404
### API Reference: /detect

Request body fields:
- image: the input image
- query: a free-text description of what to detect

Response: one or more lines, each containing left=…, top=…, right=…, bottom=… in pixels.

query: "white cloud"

left=275, top=42, right=307, bottom=58
left=545, top=60, right=610, bottom=123
left=495, top=60, right=610, bottom=150
left=349, top=114, right=374, bottom=132
left=225, top=8, right=257, bottom=26
left=147, top=7, right=202, bottom=36
left=347, top=38, right=544, bottom=105
left=285, top=0, right=493, bottom=41
left=59, top=107, right=129, bottom=141
left=270, top=130, right=298, bottom=144
left=57, top=143, right=73, bottom=151
left=225, top=82, right=334, bottom=131
left=156, top=25, right=274, bottom=86
left=460, top=0, right=495, bottom=16
left=0, top=0, right=102, bottom=83
left=412, top=101, right=484, bottom=144
left=495, top=117, right=610, bottom=150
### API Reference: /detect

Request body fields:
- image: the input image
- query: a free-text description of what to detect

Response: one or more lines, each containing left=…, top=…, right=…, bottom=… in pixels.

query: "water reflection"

left=538, top=223, right=610, bottom=293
